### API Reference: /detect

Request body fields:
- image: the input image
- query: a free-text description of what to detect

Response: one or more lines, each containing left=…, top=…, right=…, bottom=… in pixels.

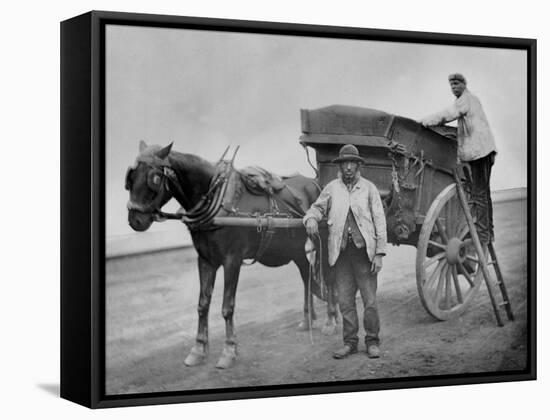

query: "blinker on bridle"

left=125, top=163, right=179, bottom=220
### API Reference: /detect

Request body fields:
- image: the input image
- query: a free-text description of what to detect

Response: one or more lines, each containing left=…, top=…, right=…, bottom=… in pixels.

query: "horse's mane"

left=137, top=145, right=215, bottom=173
left=168, top=151, right=219, bottom=206
left=169, top=151, right=217, bottom=181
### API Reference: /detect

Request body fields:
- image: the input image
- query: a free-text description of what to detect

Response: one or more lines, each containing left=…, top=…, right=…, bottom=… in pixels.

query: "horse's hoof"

left=297, top=320, right=314, bottom=331
left=321, top=321, right=337, bottom=336
left=215, top=344, right=237, bottom=369
left=184, top=344, right=208, bottom=367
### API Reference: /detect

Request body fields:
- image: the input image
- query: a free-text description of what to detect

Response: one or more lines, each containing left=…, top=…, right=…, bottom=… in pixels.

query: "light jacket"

left=303, top=174, right=387, bottom=266
left=421, top=89, right=497, bottom=162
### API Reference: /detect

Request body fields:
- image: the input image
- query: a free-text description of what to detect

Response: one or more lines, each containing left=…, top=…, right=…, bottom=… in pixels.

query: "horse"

left=125, top=141, right=337, bottom=368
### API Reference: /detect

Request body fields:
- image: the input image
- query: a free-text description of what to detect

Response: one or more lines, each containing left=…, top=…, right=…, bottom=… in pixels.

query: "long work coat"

left=303, top=175, right=387, bottom=266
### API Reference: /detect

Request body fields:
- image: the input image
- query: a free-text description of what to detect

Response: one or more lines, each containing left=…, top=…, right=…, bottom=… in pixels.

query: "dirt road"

left=106, top=199, right=529, bottom=395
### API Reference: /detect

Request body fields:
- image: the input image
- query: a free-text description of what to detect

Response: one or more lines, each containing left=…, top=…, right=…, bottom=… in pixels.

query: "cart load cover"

left=300, top=105, right=458, bottom=170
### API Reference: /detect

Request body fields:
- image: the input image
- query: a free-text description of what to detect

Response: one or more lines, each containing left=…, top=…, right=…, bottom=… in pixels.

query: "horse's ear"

left=156, top=142, right=173, bottom=160
left=139, top=140, right=148, bottom=152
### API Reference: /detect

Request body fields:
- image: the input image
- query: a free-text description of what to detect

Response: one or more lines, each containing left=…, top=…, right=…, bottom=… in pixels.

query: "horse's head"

left=125, top=141, right=174, bottom=232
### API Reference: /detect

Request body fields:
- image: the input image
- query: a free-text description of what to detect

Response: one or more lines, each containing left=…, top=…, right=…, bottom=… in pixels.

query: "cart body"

left=300, top=105, right=458, bottom=247
left=298, top=105, right=488, bottom=321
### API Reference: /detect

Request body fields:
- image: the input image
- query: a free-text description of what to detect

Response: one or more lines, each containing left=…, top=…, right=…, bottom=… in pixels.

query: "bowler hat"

left=332, top=144, right=366, bottom=164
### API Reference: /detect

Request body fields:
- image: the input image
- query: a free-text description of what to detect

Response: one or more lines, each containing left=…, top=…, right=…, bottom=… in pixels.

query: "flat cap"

left=448, top=73, right=467, bottom=84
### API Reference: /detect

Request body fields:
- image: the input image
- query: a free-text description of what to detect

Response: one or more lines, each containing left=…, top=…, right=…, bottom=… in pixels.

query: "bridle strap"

left=176, top=159, right=234, bottom=230
left=127, top=171, right=170, bottom=215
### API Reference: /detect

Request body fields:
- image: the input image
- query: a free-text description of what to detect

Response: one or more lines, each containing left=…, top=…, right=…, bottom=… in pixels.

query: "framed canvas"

left=60, top=10, right=536, bottom=408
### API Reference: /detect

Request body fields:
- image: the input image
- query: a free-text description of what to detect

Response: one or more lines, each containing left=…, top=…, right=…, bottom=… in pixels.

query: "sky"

left=106, top=24, right=527, bottom=239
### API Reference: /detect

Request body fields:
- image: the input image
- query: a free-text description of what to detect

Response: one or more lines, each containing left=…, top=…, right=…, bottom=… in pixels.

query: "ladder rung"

left=498, top=301, right=509, bottom=306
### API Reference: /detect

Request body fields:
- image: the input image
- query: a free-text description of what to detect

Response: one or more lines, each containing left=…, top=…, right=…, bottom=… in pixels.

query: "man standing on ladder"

left=420, top=73, right=497, bottom=246
left=303, top=144, right=387, bottom=359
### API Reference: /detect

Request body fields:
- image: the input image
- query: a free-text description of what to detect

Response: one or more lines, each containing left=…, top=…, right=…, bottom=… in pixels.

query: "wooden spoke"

left=458, top=262, right=475, bottom=287
left=423, top=252, right=446, bottom=270
left=426, top=259, right=445, bottom=289
left=445, top=199, right=454, bottom=238
left=458, top=225, right=470, bottom=240
left=428, top=240, right=446, bottom=251
left=450, top=200, right=467, bottom=238
left=466, top=255, right=479, bottom=264
left=452, top=265, right=463, bottom=303
left=433, top=265, right=447, bottom=304
left=444, top=266, right=452, bottom=308
left=435, top=219, right=449, bottom=244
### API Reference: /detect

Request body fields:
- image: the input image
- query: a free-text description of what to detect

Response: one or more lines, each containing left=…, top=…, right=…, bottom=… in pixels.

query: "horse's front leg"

left=184, top=256, right=217, bottom=367
left=215, top=258, right=241, bottom=369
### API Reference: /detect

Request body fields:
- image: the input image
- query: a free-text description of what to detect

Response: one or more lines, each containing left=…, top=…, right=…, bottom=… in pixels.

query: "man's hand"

left=419, top=117, right=438, bottom=127
left=305, top=218, right=319, bottom=238
left=371, top=255, right=383, bottom=273
left=388, top=141, right=407, bottom=155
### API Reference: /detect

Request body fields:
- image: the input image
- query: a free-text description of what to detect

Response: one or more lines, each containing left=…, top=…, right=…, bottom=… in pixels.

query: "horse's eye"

left=148, top=171, right=163, bottom=191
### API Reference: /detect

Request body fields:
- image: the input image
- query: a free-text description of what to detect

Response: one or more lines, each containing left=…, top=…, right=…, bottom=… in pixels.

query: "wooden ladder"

left=453, top=169, right=514, bottom=327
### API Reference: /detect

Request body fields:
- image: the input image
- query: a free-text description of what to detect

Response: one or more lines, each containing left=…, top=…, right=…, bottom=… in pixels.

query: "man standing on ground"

left=420, top=73, right=497, bottom=245
left=304, top=144, right=387, bottom=359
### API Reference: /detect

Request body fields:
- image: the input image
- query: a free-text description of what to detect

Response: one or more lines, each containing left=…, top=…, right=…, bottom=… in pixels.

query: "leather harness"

left=126, top=147, right=297, bottom=264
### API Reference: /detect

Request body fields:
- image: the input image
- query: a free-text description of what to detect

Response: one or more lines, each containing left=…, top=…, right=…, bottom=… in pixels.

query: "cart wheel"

left=415, top=183, right=485, bottom=320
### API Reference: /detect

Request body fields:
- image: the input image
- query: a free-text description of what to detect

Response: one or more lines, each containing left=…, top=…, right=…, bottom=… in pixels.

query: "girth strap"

left=242, top=216, right=277, bottom=266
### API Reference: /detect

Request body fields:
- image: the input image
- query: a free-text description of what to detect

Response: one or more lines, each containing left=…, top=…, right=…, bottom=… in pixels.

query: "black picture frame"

left=60, top=10, right=537, bottom=409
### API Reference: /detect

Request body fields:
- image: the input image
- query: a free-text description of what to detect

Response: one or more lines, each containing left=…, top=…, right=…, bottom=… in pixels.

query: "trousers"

left=333, top=243, right=380, bottom=348
left=468, top=151, right=495, bottom=244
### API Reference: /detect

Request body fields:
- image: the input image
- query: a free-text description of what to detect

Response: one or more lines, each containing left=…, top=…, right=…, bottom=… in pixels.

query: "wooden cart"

left=299, top=105, right=513, bottom=324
